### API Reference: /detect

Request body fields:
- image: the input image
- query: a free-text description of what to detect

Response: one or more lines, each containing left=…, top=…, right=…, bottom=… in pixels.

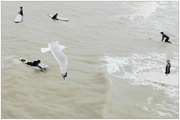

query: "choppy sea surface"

left=1, top=1, right=179, bottom=119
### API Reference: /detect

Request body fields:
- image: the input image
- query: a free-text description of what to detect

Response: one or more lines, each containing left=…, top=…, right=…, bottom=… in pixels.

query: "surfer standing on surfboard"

left=52, top=13, right=58, bottom=20
left=19, top=7, right=23, bottom=16
left=165, top=59, right=171, bottom=76
left=160, top=32, right=171, bottom=43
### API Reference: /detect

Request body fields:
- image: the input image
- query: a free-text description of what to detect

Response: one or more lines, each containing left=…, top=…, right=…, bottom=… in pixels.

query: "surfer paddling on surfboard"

left=19, top=7, right=23, bottom=16
left=52, top=13, right=58, bottom=20
left=20, top=58, right=45, bottom=71
left=48, top=13, right=69, bottom=21
left=165, top=59, right=171, bottom=76
left=160, top=32, right=171, bottom=43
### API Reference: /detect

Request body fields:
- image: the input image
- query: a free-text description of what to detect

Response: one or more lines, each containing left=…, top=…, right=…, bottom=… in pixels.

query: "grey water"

left=1, top=1, right=179, bottom=119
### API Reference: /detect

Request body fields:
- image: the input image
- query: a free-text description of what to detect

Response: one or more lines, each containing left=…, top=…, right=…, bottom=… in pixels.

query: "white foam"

left=129, top=2, right=159, bottom=19
left=147, top=97, right=154, bottom=104
left=157, top=111, right=172, bottom=118
left=136, top=96, right=178, bottom=118
left=99, top=52, right=178, bottom=118
left=1, top=55, right=18, bottom=68
left=113, top=1, right=178, bottom=41
left=99, top=52, right=178, bottom=98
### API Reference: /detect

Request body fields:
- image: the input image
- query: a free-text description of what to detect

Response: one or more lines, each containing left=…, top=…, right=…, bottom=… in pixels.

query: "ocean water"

left=1, top=1, right=179, bottom=119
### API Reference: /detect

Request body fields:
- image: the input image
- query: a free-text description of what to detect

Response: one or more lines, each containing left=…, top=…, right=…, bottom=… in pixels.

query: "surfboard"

left=35, top=63, right=48, bottom=71
left=150, top=34, right=162, bottom=42
left=48, top=14, right=69, bottom=21
left=149, top=34, right=178, bottom=46
left=15, top=13, right=23, bottom=23
left=143, top=71, right=178, bottom=86
left=38, top=63, right=48, bottom=69
left=34, top=63, right=48, bottom=71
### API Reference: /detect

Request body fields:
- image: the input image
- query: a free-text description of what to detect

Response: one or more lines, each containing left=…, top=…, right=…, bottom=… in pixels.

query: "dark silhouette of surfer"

left=161, top=32, right=171, bottom=43
left=19, top=7, right=23, bottom=16
left=52, top=13, right=58, bottom=20
left=20, top=58, right=44, bottom=70
left=165, top=59, right=171, bottom=75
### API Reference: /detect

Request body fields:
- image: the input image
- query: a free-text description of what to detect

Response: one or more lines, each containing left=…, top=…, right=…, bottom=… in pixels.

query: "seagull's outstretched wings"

left=41, top=41, right=68, bottom=80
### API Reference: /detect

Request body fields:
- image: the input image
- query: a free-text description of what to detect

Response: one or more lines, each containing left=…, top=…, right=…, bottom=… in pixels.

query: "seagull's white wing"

left=41, top=41, right=68, bottom=80
left=51, top=46, right=68, bottom=78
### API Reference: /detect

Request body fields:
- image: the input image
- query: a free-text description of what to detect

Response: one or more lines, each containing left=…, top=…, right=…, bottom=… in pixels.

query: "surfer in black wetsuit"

left=52, top=13, right=58, bottom=20
left=160, top=32, right=171, bottom=43
left=165, top=59, right=171, bottom=75
left=20, top=58, right=44, bottom=70
left=19, top=7, right=23, bottom=16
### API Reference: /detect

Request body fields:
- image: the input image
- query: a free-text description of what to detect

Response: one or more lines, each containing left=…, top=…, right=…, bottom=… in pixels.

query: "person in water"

left=52, top=13, right=58, bottom=20
left=160, top=32, right=171, bottom=43
left=19, top=7, right=23, bottom=16
left=20, top=58, right=44, bottom=71
left=165, top=59, right=171, bottom=75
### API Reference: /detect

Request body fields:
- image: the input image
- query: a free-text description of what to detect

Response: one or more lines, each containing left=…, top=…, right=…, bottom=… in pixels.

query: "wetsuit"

left=52, top=14, right=58, bottom=20
left=162, top=34, right=171, bottom=43
left=26, top=61, right=39, bottom=66
left=20, top=59, right=42, bottom=70
left=19, top=9, right=23, bottom=16
left=165, top=63, right=171, bottom=74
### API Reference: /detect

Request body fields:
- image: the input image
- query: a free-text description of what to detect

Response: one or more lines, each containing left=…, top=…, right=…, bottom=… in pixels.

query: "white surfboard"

left=149, top=34, right=178, bottom=46
left=48, top=14, right=69, bottom=21
left=38, top=63, right=48, bottom=68
left=150, top=34, right=162, bottom=42
left=143, top=71, right=178, bottom=86
left=34, top=63, right=48, bottom=71
left=15, top=13, right=23, bottom=23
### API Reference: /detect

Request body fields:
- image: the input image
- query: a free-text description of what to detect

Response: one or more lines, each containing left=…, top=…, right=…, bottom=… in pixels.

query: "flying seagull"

left=41, top=41, right=68, bottom=80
